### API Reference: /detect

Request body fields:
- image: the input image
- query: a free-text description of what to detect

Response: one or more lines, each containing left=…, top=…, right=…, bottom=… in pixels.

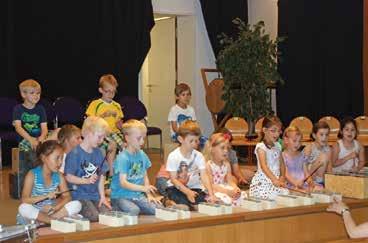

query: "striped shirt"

left=31, top=166, right=60, bottom=209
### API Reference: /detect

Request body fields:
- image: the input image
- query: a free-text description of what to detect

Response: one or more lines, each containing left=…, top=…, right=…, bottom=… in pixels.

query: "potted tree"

left=217, top=19, right=284, bottom=139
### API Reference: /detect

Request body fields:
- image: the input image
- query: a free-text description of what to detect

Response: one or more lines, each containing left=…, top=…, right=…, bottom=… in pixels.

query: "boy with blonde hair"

left=86, top=74, right=124, bottom=178
left=110, top=119, right=160, bottom=215
left=64, top=116, right=112, bottom=221
left=166, top=120, right=217, bottom=210
left=13, top=79, right=48, bottom=197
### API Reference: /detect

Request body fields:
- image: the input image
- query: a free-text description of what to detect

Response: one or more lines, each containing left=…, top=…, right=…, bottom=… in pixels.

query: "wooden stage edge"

left=36, top=199, right=368, bottom=243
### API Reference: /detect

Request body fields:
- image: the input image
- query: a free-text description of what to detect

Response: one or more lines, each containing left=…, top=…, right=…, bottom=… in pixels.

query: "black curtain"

left=277, top=0, right=363, bottom=124
left=200, top=0, right=248, bottom=57
left=0, top=0, right=154, bottom=103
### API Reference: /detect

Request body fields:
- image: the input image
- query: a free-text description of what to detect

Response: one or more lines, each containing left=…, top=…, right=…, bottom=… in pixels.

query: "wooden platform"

left=35, top=198, right=368, bottom=243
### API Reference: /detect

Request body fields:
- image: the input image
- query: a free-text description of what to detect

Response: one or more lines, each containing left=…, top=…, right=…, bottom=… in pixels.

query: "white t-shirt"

left=59, top=153, right=67, bottom=174
left=166, top=147, right=205, bottom=189
left=168, top=104, right=196, bottom=137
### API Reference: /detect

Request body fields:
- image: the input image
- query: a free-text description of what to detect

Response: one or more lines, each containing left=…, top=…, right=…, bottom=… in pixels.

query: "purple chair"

left=38, top=98, right=56, bottom=129
left=117, top=96, right=162, bottom=157
left=53, top=97, right=84, bottom=128
left=0, top=97, right=19, bottom=167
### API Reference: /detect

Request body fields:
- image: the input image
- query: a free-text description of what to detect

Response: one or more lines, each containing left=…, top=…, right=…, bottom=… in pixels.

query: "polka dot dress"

left=249, top=142, right=289, bottom=200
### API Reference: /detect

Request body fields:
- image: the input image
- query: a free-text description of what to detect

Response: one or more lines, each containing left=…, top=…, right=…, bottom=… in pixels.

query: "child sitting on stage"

left=18, top=140, right=81, bottom=224
left=204, top=133, right=245, bottom=205
left=166, top=120, right=217, bottom=210
left=303, top=121, right=332, bottom=187
left=218, top=127, right=254, bottom=184
left=282, top=126, right=320, bottom=191
left=332, top=117, right=365, bottom=173
left=110, top=119, right=161, bottom=215
left=57, top=124, right=82, bottom=173
left=249, top=116, right=289, bottom=200
left=64, top=116, right=112, bottom=221
left=85, top=74, right=124, bottom=176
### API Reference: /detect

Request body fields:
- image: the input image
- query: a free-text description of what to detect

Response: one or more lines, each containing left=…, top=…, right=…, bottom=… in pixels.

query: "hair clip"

left=223, top=133, right=232, bottom=141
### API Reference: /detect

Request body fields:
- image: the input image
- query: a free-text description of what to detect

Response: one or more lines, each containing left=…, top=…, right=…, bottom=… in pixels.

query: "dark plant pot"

left=246, top=119, right=258, bottom=140
left=245, top=133, right=258, bottom=140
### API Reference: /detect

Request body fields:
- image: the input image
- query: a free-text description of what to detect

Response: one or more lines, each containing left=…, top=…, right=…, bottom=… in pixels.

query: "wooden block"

left=51, top=219, right=77, bottom=233
left=219, top=204, right=233, bottom=214
left=99, top=212, right=125, bottom=227
left=310, top=191, right=342, bottom=203
left=259, top=199, right=277, bottom=209
left=155, top=207, right=179, bottom=220
left=176, top=209, right=191, bottom=219
left=275, top=195, right=300, bottom=207
left=12, top=148, right=19, bottom=173
left=241, top=198, right=263, bottom=211
left=198, top=203, right=223, bottom=216
left=325, top=173, right=368, bottom=199
left=64, top=217, right=90, bottom=231
left=292, top=195, right=315, bottom=206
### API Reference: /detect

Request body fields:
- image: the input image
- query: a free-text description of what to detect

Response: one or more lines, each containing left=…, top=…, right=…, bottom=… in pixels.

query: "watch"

left=341, top=208, right=350, bottom=215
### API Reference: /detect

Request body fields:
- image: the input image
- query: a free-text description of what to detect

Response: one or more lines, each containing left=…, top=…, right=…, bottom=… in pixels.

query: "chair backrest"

left=117, top=96, right=147, bottom=121
left=355, top=116, right=368, bottom=136
left=0, top=97, right=18, bottom=129
left=319, top=116, right=340, bottom=140
left=53, top=97, right=84, bottom=127
left=289, top=116, right=313, bottom=141
left=38, top=98, right=56, bottom=129
left=225, top=117, right=248, bottom=139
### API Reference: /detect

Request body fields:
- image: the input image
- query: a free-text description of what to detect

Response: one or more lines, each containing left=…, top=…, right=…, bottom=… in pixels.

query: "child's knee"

left=18, top=203, right=39, bottom=219
left=65, top=200, right=82, bottom=216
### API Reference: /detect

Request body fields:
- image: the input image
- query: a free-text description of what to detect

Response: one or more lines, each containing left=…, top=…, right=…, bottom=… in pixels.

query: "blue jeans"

left=167, top=187, right=207, bottom=210
left=155, top=177, right=169, bottom=197
left=111, top=197, right=156, bottom=215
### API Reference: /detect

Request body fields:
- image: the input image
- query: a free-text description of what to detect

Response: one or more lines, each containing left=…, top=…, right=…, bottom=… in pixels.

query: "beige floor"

left=0, top=151, right=162, bottom=226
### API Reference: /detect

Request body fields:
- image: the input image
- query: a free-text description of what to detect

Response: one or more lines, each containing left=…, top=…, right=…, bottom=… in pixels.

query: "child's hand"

left=99, top=196, right=112, bottom=209
left=232, top=187, right=241, bottom=199
left=185, top=190, right=198, bottom=203
left=143, top=185, right=157, bottom=194
left=147, top=194, right=162, bottom=205
left=207, top=194, right=219, bottom=203
left=348, top=152, right=358, bottom=160
left=86, top=174, right=98, bottom=184
left=46, top=190, right=58, bottom=200
left=29, top=137, right=39, bottom=150
left=107, top=140, right=117, bottom=153
left=238, top=176, right=248, bottom=185
left=295, top=180, right=304, bottom=189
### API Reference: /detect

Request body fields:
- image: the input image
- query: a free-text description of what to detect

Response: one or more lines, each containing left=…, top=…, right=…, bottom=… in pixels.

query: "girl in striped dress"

left=17, top=140, right=81, bottom=224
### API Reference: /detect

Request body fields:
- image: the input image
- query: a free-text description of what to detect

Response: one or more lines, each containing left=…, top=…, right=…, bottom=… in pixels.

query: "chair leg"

left=160, top=133, right=163, bottom=159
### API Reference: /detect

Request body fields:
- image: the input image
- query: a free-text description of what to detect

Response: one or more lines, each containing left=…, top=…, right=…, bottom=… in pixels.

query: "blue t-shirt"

left=12, top=104, right=47, bottom=140
left=110, top=149, right=151, bottom=199
left=64, top=145, right=108, bottom=201
left=31, top=166, right=60, bottom=209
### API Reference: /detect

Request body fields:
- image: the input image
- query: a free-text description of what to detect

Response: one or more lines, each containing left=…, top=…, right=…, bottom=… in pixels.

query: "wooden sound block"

left=293, top=195, right=315, bottom=206
left=219, top=204, right=233, bottom=214
left=176, top=209, right=191, bottom=219
left=99, top=212, right=125, bottom=227
left=51, top=219, right=77, bottom=233
left=275, top=195, right=300, bottom=207
left=259, top=199, right=277, bottom=209
left=64, top=217, right=90, bottom=231
left=155, top=208, right=179, bottom=220
left=198, top=203, right=223, bottom=216
left=241, top=198, right=263, bottom=211
left=310, top=191, right=342, bottom=203
left=325, top=173, right=368, bottom=199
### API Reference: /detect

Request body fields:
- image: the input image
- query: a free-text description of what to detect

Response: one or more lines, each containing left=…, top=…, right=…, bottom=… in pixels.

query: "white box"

left=241, top=198, right=263, bottom=211
left=51, top=219, right=77, bottom=233
left=176, top=209, right=191, bottom=219
left=275, top=195, right=300, bottom=207
left=259, top=199, right=277, bottom=209
left=99, top=212, right=125, bottom=227
left=64, top=217, right=90, bottom=231
left=155, top=207, right=179, bottom=220
left=219, top=204, right=233, bottom=214
left=311, top=192, right=342, bottom=203
left=198, top=203, right=223, bottom=216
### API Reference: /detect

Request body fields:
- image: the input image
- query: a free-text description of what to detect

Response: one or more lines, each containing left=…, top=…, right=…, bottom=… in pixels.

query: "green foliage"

left=217, top=19, right=284, bottom=123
